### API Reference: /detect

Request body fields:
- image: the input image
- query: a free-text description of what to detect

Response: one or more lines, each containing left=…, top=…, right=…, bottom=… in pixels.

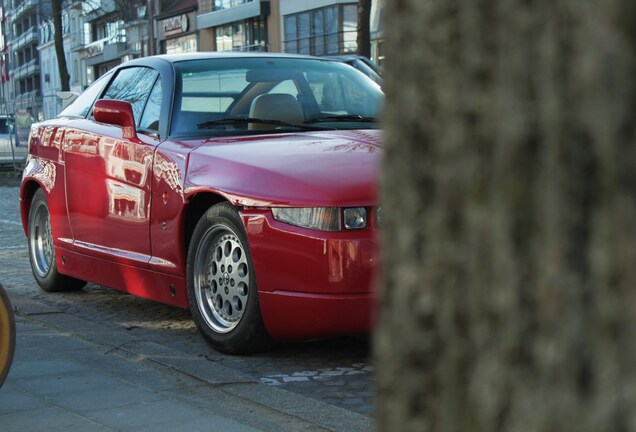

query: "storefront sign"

left=163, top=14, right=189, bottom=36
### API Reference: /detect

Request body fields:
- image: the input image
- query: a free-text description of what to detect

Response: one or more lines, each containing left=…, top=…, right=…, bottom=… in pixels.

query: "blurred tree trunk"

left=52, top=0, right=70, bottom=91
left=357, top=0, right=371, bottom=58
left=376, top=1, right=636, bottom=431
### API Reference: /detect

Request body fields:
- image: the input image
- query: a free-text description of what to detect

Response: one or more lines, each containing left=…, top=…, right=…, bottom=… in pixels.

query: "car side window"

left=139, top=77, right=162, bottom=133
left=102, top=67, right=159, bottom=125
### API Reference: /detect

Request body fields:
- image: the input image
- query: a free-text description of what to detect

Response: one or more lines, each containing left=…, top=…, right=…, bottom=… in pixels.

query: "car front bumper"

left=241, top=209, right=378, bottom=340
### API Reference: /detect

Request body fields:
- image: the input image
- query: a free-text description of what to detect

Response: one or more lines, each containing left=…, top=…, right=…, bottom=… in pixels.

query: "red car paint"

left=21, top=126, right=381, bottom=339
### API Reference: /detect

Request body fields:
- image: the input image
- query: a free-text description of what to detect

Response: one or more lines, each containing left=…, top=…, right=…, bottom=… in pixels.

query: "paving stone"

left=0, top=406, right=113, bottom=432
left=0, top=385, right=49, bottom=415
left=83, top=399, right=260, bottom=432
left=46, top=382, right=167, bottom=413
left=6, top=357, right=95, bottom=380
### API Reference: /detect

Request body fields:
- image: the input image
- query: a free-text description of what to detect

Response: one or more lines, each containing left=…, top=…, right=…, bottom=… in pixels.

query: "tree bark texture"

left=357, top=0, right=372, bottom=59
left=52, top=0, right=70, bottom=92
left=376, top=1, right=636, bottom=431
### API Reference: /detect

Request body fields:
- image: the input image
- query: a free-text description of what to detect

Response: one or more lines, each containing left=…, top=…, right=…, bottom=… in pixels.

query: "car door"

left=63, top=67, right=163, bottom=267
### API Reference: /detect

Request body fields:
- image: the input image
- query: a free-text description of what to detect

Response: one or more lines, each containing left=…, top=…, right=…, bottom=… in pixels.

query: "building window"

left=91, top=20, right=125, bottom=44
left=215, top=18, right=266, bottom=52
left=86, top=66, right=94, bottom=86
left=163, top=34, right=198, bottom=54
left=284, top=4, right=357, bottom=56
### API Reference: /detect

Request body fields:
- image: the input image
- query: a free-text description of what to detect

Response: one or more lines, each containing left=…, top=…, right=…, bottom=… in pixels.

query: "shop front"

left=157, top=9, right=198, bottom=54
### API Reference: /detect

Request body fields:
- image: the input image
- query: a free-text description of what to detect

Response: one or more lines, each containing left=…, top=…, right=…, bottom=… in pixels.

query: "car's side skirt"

left=54, top=246, right=189, bottom=309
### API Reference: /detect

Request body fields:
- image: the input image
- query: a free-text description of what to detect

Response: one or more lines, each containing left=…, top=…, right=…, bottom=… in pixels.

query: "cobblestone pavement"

left=0, top=179, right=375, bottom=417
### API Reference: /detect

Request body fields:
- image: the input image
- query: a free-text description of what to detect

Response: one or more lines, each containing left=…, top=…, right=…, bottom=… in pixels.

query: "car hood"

left=184, top=130, right=382, bottom=207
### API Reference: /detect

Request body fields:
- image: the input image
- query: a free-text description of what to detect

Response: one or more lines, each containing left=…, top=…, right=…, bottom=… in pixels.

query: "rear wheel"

left=187, top=202, right=274, bottom=354
left=27, top=189, right=86, bottom=292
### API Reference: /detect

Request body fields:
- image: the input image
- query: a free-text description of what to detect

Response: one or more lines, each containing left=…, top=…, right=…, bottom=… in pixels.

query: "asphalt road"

left=0, top=177, right=375, bottom=420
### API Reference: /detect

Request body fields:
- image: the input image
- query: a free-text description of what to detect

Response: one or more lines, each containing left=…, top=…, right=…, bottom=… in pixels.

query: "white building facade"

left=38, top=2, right=84, bottom=120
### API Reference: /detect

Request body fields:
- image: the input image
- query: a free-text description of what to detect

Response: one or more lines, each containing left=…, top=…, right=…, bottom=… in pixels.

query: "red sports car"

left=20, top=53, right=383, bottom=354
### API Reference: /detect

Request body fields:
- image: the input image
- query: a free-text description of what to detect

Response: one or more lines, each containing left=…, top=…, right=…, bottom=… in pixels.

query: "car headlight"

left=343, top=207, right=367, bottom=230
left=271, top=207, right=341, bottom=231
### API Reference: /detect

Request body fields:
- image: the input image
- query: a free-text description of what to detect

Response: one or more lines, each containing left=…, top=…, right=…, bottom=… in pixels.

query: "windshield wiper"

left=197, top=117, right=325, bottom=131
left=304, top=115, right=378, bottom=124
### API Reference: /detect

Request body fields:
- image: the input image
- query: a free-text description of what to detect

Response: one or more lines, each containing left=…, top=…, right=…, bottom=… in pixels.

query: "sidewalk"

left=0, top=312, right=271, bottom=431
left=0, top=293, right=372, bottom=432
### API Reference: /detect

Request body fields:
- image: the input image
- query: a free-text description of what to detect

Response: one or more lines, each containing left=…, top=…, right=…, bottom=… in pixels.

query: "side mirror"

left=94, top=99, right=137, bottom=140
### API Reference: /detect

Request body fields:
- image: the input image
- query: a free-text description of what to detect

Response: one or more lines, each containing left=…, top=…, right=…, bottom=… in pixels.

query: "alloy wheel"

left=29, top=200, right=54, bottom=278
left=193, top=225, right=250, bottom=333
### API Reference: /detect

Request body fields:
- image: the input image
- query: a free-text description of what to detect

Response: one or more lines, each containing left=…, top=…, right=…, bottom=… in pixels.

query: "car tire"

left=187, top=202, right=274, bottom=354
left=27, top=189, right=87, bottom=292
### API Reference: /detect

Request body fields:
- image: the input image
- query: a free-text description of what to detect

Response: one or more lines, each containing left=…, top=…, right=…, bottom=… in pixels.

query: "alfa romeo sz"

left=20, top=53, right=383, bottom=354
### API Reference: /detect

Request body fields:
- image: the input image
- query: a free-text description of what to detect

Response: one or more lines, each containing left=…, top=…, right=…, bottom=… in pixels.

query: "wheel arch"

left=19, top=179, right=43, bottom=236
left=183, top=192, right=232, bottom=254
left=184, top=197, right=274, bottom=353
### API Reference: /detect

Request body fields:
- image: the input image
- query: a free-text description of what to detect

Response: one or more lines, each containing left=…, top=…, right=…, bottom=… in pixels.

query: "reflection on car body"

left=20, top=53, right=383, bottom=354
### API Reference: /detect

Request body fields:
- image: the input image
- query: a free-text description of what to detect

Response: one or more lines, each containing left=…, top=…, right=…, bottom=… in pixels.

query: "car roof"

left=139, top=52, right=328, bottom=64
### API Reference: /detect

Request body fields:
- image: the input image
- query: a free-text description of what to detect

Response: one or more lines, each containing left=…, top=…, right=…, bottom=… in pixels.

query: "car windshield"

left=171, top=57, right=383, bottom=138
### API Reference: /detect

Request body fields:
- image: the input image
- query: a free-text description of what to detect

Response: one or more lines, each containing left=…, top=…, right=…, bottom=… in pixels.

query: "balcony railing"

left=12, top=58, right=39, bottom=81
left=67, top=0, right=83, bottom=10
left=84, top=33, right=126, bottom=58
left=12, top=28, right=37, bottom=51
left=12, top=0, right=37, bottom=21
left=125, top=40, right=143, bottom=55
left=83, top=0, right=116, bottom=22
left=13, top=90, right=41, bottom=111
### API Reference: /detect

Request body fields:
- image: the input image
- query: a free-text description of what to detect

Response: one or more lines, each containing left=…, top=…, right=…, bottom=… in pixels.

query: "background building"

left=9, top=0, right=49, bottom=121
left=121, top=0, right=153, bottom=62
left=0, top=4, right=12, bottom=113
left=279, top=0, right=358, bottom=56
left=38, top=1, right=84, bottom=119
left=0, top=0, right=383, bottom=121
left=82, top=0, right=127, bottom=84
left=197, top=0, right=279, bottom=52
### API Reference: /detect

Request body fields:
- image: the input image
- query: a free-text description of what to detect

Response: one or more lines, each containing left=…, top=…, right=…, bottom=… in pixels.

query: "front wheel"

left=27, top=189, right=86, bottom=292
left=187, top=202, right=274, bottom=354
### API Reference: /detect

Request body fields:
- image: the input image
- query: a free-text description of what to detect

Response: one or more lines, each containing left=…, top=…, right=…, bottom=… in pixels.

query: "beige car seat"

left=248, top=93, right=304, bottom=130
